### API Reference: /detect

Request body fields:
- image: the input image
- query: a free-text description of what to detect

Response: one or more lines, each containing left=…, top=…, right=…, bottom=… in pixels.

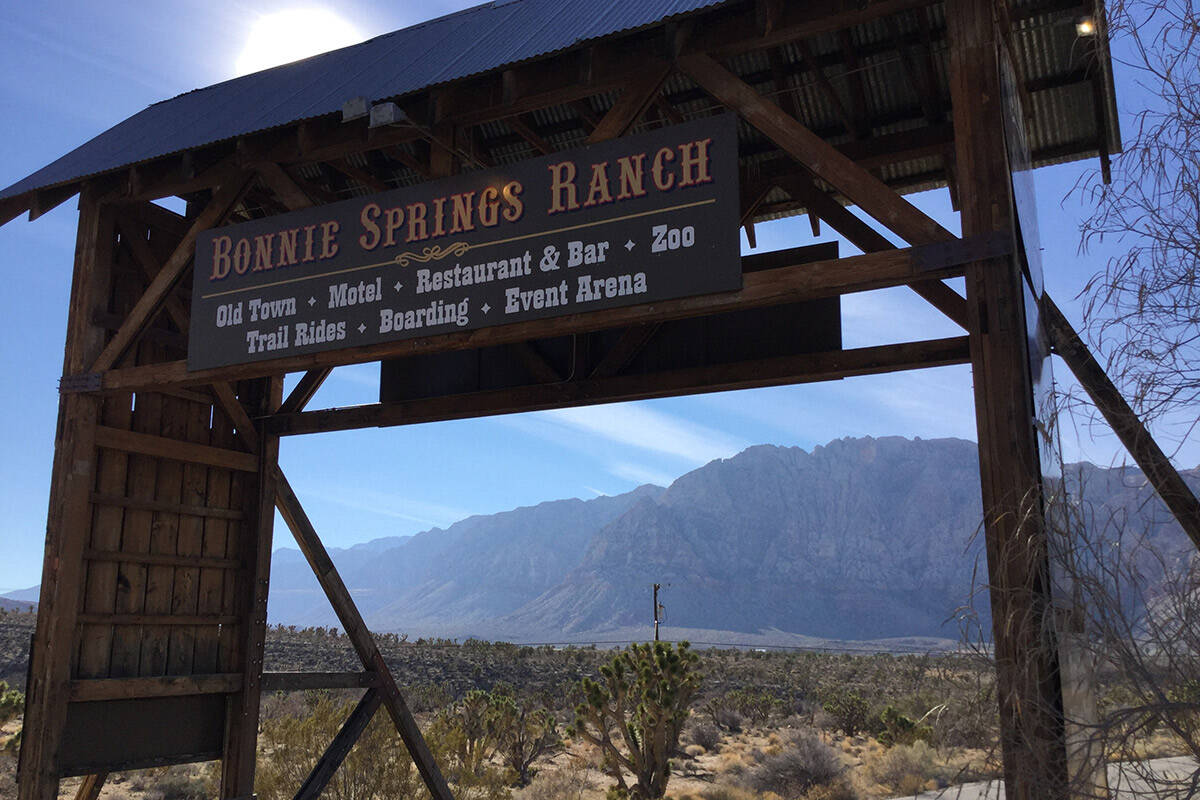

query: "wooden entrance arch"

left=3, top=2, right=1198, bottom=799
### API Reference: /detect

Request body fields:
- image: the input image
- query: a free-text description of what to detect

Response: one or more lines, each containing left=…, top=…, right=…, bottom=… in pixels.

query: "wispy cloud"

left=292, top=483, right=472, bottom=529
left=531, top=404, right=750, bottom=466
left=608, top=462, right=679, bottom=487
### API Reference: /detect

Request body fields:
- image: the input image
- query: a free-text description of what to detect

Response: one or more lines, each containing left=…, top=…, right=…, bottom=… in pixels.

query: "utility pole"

left=652, top=583, right=664, bottom=642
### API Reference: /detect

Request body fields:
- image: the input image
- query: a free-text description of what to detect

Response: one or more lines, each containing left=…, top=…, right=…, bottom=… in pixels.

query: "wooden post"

left=220, top=377, right=283, bottom=799
left=947, top=2, right=1069, bottom=798
left=19, top=189, right=115, bottom=800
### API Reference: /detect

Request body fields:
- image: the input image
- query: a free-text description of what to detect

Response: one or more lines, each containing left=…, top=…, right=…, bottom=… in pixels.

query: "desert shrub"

left=696, top=785, right=759, bottom=800
left=802, top=779, right=861, bottom=800
left=408, top=681, right=454, bottom=713
left=727, top=688, right=781, bottom=726
left=821, top=690, right=874, bottom=737
left=703, top=696, right=744, bottom=732
left=739, top=730, right=843, bottom=799
left=141, top=765, right=210, bottom=800
left=878, top=706, right=932, bottom=748
left=488, top=691, right=561, bottom=786
left=255, top=693, right=428, bottom=800
left=686, top=719, right=721, bottom=751
left=866, top=740, right=944, bottom=794
left=1, top=681, right=23, bottom=753
left=519, top=758, right=590, bottom=800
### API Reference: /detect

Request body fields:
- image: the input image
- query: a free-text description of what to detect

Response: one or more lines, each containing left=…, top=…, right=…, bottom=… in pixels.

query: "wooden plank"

left=102, top=244, right=975, bottom=394
left=94, top=426, right=257, bottom=472
left=261, top=672, right=381, bottom=692
left=294, top=690, right=383, bottom=800
left=1044, top=297, right=1200, bottom=550
left=140, top=393, right=186, bottom=676
left=330, top=158, right=390, bottom=193
left=165, top=398, right=211, bottom=676
left=678, top=52, right=954, bottom=246
left=586, top=59, right=673, bottom=143
left=90, top=174, right=253, bottom=372
left=19, top=191, right=112, bottom=800
left=274, top=337, right=970, bottom=435
left=78, top=391, right=133, bottom=679
left=77, top=614, right=239, bottom=626
left=68, top=674, right=243, bottom=702
left=193, top=409, right=234, bottom=674
left=89, top=493, right=244, bottom=520
left=947, top=1, right=1067, bottom=797
left=274, top=473, right=454, bottom=800
left=83, top=549, right=240, bottom=570
left=72, top=773, right=106, bottom=800
left=277, top=369, right=333, bottom=415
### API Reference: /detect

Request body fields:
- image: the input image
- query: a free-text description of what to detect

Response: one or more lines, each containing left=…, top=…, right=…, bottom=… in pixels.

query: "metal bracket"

left=912, top=231, right=1013, bottom=273
left=58, top=373, right=102, bottom=394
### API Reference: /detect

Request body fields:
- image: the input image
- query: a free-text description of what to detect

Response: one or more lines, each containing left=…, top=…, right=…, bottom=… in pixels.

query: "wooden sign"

left=188, top=115, right=742, bottom=370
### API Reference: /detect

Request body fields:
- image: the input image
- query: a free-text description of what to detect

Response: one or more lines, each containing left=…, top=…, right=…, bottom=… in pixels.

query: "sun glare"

left=235, top=8, right=366, bottom=76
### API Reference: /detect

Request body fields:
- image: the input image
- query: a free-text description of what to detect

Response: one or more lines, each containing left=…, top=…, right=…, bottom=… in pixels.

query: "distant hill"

left=0, top=586, right=38, bottom=611
left=265, top=437, right=1199, bottom=644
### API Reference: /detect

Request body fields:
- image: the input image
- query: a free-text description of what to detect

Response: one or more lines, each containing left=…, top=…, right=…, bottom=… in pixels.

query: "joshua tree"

left=569, top=641, right=701, bottom=799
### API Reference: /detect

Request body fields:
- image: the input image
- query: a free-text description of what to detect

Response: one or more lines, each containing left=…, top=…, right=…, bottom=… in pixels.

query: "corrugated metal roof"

left=0, top=0, right=730, bottom=202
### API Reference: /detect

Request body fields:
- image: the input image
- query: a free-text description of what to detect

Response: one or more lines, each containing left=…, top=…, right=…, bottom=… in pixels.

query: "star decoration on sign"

left=308, top=297, right=316, bottom=306
left=481, top=303, right=491, bottom=314
left=357, top=323, right=366, bottom=334
left=394, top=281, right=403, bottom=292
left=625, top=240, right=635, bottom=251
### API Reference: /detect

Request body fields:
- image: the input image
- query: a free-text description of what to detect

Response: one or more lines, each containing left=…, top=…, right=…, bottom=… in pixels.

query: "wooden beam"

left=29, top=185, right=79, bottom=222
left=256, top=162, right=317, bottom=210
left=261, top=672, right=381, bottom=692
left=94, top=426, right=257, bottom=472
left=89, top=492, right=244, bottom=520
left=83, top=548, right=241, bottom=570
left=507, top=115, right=555, bottom=155
left=775, top=172, right=969, bottom=328
left=21, top=192, right=114, bottom=800
left=75, top=613, right=239, bottom=626
left=589, top=324, right=661, bottom=379
left=294, top=690, right=382, bottom=800
left=72, top=774, right=106, bottom=800
left=274, top=473, right=454, bottom=800
left=795, top=40, right=858, bottom=138
left=388, top=146, right=432, bottom=180
left=1043, top=297, right=1200, bottom=550
left=90, top=174, right=253, bottom=372
left=100, top=244, right=976, bottom=394
left=272, top=337, right=970, bottom=436
left=678, top=52, right=954, bottom=246
left=278, top=368, right=334, bottom=415
left=330, top=159, right=390, bottom=193
left=947, top=1, right=1067, bottom=796
left=587, top=60, right=673, bottom=143
left=211, top=382, right=260, bottom=453
left=68, top=674, right=243, bottom=702
left=221, top=378, right=282, bottom=799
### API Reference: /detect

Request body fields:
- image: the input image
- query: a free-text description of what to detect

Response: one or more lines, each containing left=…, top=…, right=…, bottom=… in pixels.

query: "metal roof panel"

left=0, top=0, right=729, bottom=202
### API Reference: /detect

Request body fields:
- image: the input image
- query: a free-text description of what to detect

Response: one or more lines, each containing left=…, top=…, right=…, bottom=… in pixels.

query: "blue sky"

left=0, top=1, right=1193, bottom=592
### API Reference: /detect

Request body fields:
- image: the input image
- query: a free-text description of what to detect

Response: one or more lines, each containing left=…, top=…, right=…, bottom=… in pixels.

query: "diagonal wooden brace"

left=294, top=689, right=383, bottom=800
left=1043, top=296, right=1200, bottom=550
left=90, top=175, right=254, bottom=372
left=678, top=52, right=954, bottom=246
left=274, top=472, right=455, bottom=800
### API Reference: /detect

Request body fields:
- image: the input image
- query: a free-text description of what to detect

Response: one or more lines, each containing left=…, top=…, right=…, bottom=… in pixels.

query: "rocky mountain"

left=266, top=437, right=1198, bottom=644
